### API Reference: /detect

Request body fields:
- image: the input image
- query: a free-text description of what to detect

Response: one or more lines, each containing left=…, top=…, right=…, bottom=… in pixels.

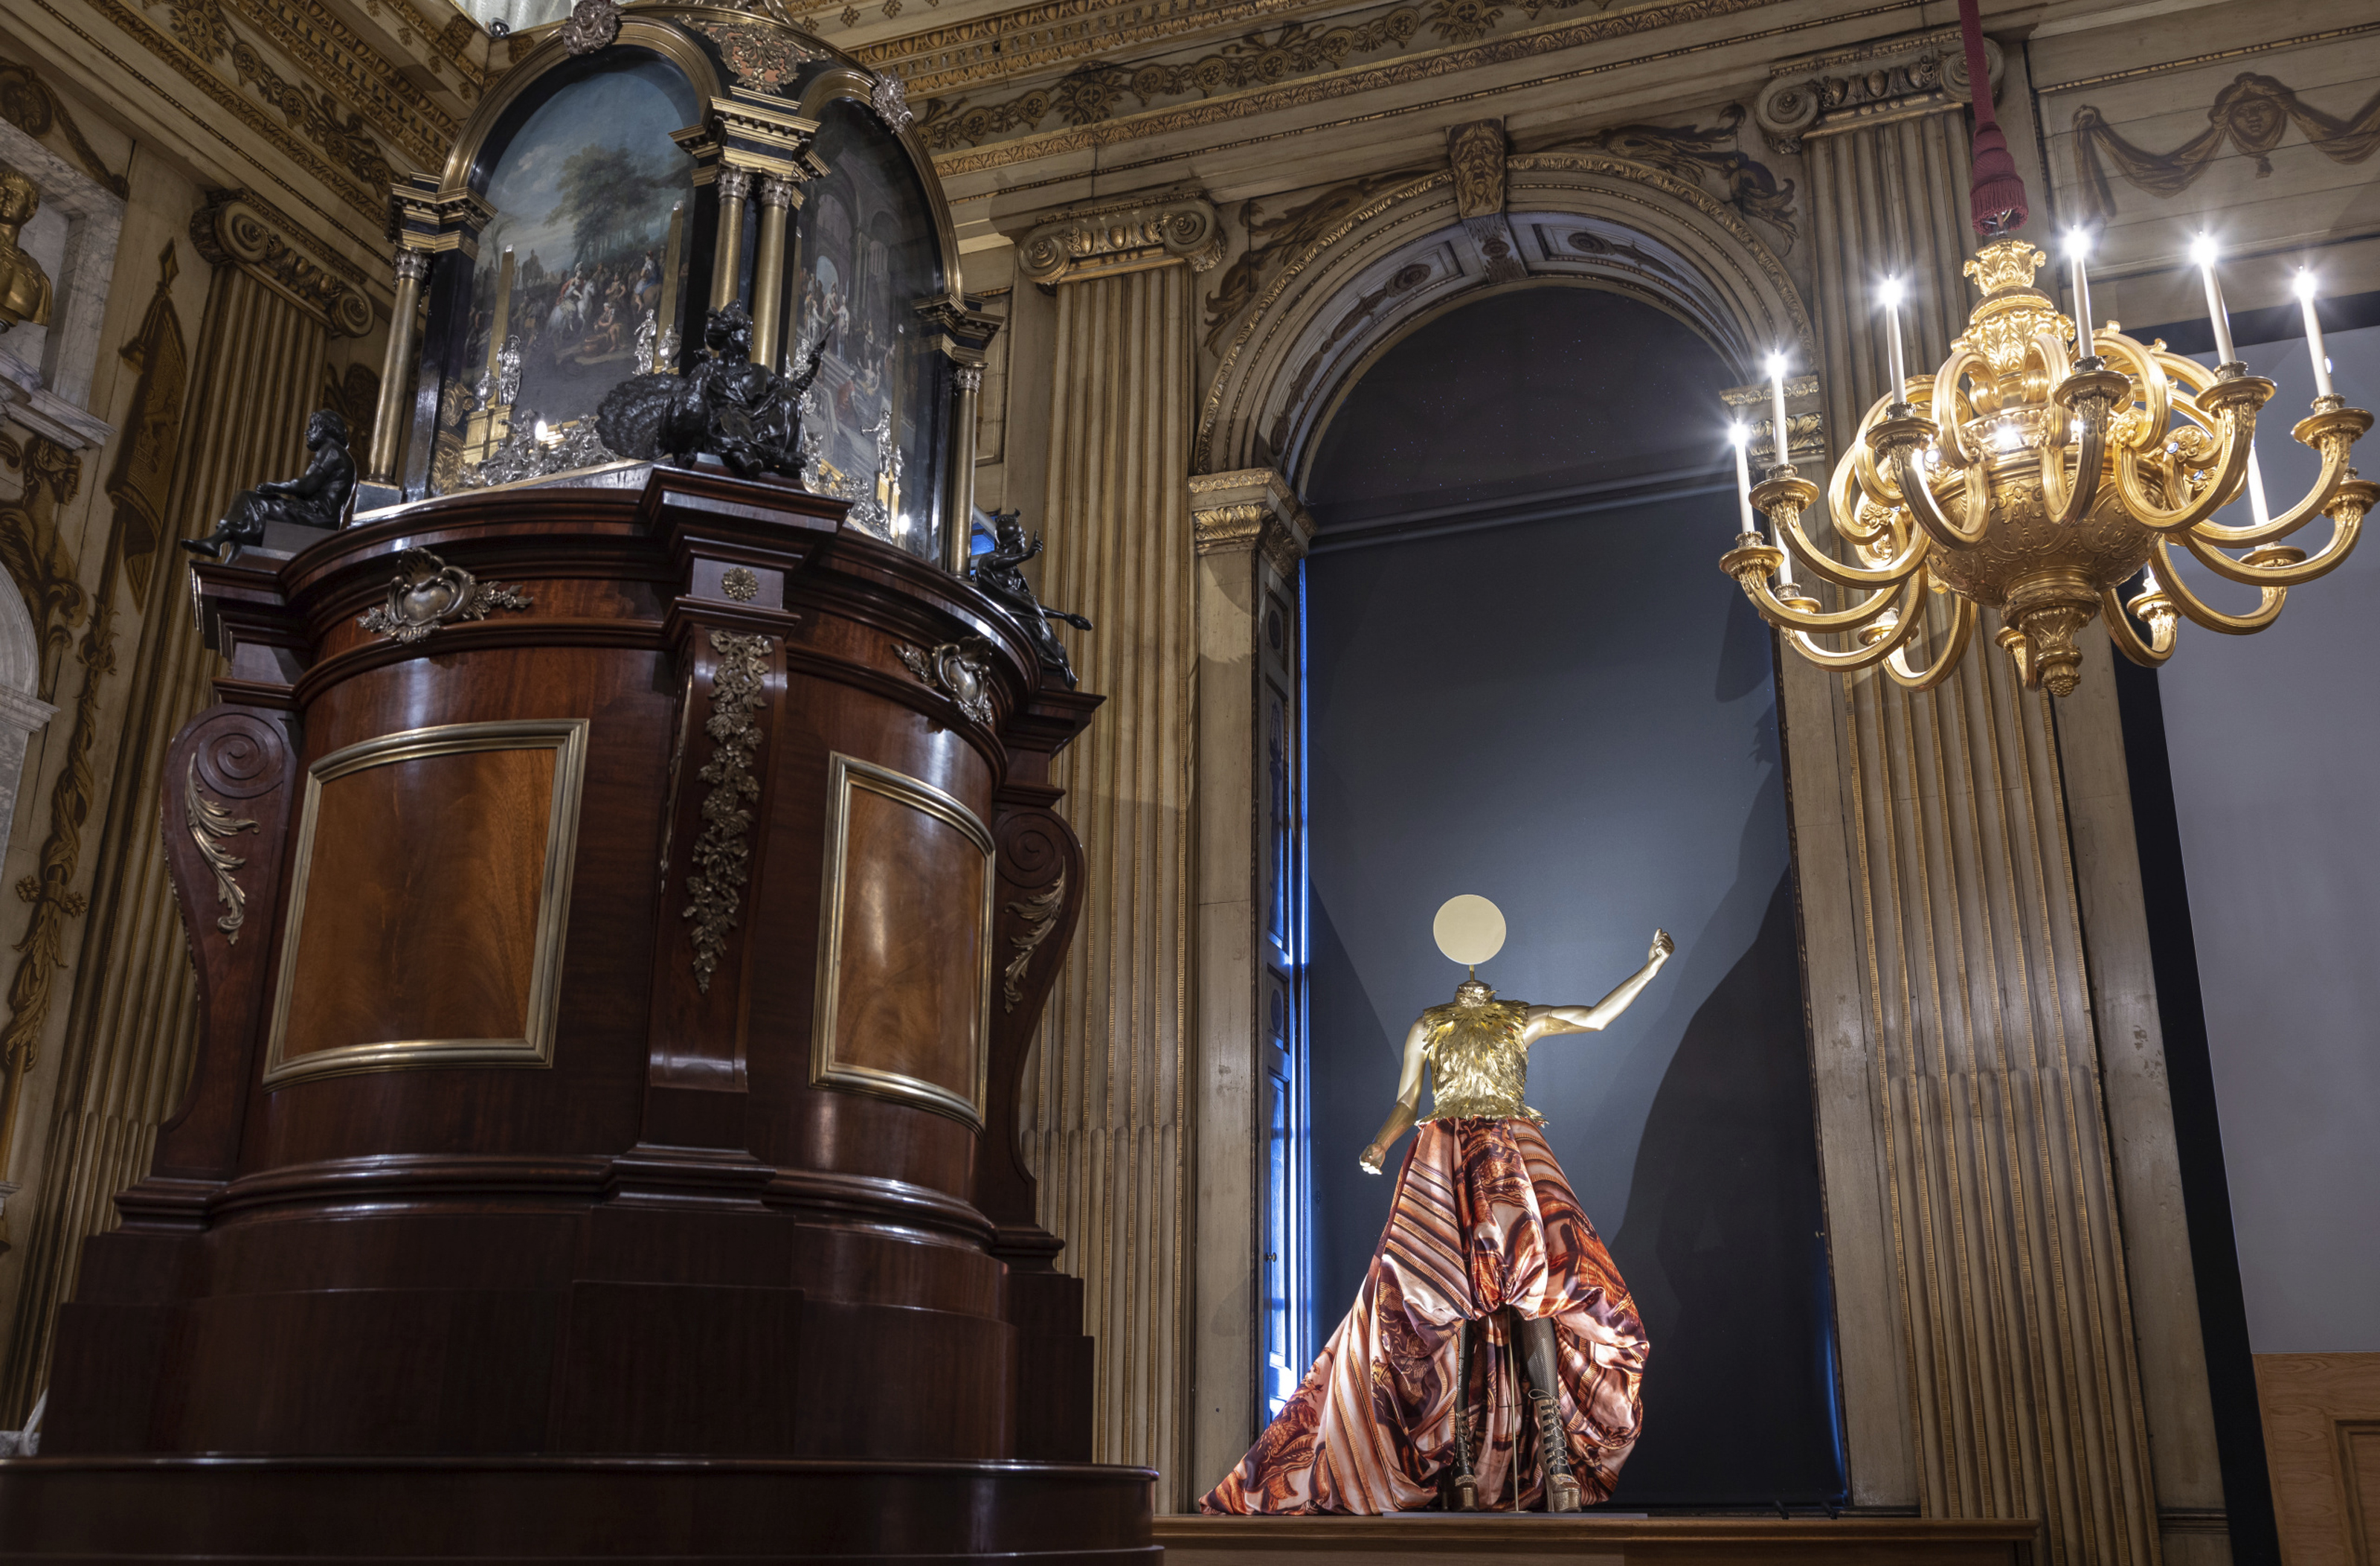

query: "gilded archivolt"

left=1203, top=171, right=1424, bottom=353
left=930, top=0, right=1795, bottom=176
left=1193, top=150, right=1809, bottom=469
left=1523, top=103, right=1795, bottom=250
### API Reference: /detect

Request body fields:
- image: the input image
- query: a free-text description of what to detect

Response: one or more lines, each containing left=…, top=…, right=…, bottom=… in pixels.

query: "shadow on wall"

left=1607, top=870, right=1841, bottom=1503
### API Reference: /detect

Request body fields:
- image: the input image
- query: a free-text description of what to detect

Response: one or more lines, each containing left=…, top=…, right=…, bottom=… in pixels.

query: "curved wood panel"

left=38, top=469, right=1108, bottom=1487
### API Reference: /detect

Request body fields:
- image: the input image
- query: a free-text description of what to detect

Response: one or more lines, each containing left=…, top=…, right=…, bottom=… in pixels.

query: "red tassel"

left=1957, top=0, right=2029, bottom=236
left=1968, top=124, right=2030, bottom=237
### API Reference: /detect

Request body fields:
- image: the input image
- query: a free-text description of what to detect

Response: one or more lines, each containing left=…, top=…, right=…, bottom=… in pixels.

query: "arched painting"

left=444, top=51, right=699, bottom=486
left=785, top=96, right=948, bottom=560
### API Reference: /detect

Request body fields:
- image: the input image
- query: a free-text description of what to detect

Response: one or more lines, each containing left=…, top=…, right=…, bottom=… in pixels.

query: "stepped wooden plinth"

left=1157, top=1515, right=2039, bottom=1566
left=0, top=469, right=1151, bottom=1563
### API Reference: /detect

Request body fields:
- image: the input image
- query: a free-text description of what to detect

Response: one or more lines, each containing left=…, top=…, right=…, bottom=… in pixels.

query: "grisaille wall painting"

left=456, top=54, right=700, bottom=467
left=786, top=98, right=948, bottom=551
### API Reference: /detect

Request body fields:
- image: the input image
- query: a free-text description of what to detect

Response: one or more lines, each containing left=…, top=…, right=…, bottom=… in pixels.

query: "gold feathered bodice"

left=1418, top=997, right=1540, bottom=1124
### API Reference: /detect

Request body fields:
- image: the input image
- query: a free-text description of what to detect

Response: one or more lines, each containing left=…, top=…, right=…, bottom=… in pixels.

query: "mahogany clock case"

left=0, top=469, right=1149, bottom=1562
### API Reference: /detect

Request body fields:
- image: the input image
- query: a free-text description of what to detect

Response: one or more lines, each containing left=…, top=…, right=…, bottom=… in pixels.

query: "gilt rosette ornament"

left=1723, top=239, right=2371, bottom=696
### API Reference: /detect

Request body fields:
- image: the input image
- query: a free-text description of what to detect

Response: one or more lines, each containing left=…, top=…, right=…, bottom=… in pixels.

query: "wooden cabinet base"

left=0, top=1456, right=1157, bottom=1562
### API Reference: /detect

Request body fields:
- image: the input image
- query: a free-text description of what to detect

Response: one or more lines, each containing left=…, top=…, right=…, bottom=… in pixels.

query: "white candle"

left=1881, top=278, right=1909, bottom=401
left=2192, top=234, right=2238, bottom=364
left=2246, top=443, right=2271, bottom=527
left=2066, top=229, right=2094, bottom=365
left=1731, top=425, right=1755, bottom=533
left=1768, top=353, right=1792, bottom=470
left=2297, top=271, right=2335, bottom=397
left=1772, top=521, right=1797, bottom=587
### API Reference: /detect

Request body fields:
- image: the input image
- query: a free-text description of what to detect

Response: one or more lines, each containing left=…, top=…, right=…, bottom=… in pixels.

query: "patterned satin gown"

left=1200, top=994, right=1648, bottom=1514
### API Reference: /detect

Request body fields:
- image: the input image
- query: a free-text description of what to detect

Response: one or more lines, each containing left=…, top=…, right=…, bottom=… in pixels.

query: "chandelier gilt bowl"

left=1721, top=240, right=2373, bottom=696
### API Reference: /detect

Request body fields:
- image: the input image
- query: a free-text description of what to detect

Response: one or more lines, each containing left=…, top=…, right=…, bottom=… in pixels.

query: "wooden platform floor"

left=1156, top=1515, right=2039, bottom=1566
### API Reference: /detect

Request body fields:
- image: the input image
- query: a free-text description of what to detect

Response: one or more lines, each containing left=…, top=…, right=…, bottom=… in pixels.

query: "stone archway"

left=1195, top=153, right=1812, bottom=485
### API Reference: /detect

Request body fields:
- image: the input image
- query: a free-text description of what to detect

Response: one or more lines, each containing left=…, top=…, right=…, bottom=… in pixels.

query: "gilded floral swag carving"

left=916, top=10, right=1421, bottom=151
left=2071, top=73, right=2380, bottom=221
left=929, top=0, right=1792, bottom=176
left=685, top=630, right=774, bottom=995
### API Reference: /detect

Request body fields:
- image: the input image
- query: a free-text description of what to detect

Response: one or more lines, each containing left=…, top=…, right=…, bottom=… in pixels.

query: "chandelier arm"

left=2113, top=402, right=2257, bottom=533
left=1778, top=501, right=1932, bottom=588
left=2098, top=333, right=2173, bottom=452
left=2042, top=374, right=2124, bottom=528
left=2181, top=493, right=2367, bottom=587
left=2190, top=407, right=2373, bottom=546
left=1929, top=349, right=1989, bottom=470
left=1741, top=571, right=1914, bottom=632
left=1883, top=593, right=1979, bottom=690
left=2149, top=537, right=2288, bottom=635
left=1780, top=579, right=1930, bottom=672
left=1888, top=445, right=1992, bottom=549
left=2100, top=588, right=2177, bottom=668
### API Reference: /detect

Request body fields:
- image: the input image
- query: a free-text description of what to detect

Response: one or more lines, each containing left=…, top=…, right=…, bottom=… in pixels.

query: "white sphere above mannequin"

left=1432, top=893, right=1506, bottom=967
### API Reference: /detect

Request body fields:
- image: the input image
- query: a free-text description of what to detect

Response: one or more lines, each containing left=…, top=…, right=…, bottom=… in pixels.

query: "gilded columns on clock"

left=1013, top=189, right=1220, bottom=1504
left=1187, top=467, right=1312, bottom=1501
left=1762, top=31, right=2208, bottom=1566
left=945, top=364, right=982, bottom=574
left=711, top=166, right=752, bottom=308
left=0, top=193, right=370, bottom=1420
left=752, top=175, right=797, bottom=368
left=370, top=248, right=430, bottom=485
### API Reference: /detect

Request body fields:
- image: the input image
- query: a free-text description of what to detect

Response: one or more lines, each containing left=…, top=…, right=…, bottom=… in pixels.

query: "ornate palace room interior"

left=0, top=0, right=2370, bottom=1556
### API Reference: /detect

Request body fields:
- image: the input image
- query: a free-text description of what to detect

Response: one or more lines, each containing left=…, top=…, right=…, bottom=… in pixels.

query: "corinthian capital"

left=1190, top=467, right=1313, bottom=579
left=1017, top=187, right=1222, bottom=286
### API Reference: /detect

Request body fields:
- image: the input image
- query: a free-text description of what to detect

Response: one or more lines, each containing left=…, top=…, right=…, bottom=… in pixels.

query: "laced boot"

left=1530, top=1388, right=1582, bottom=1512
left=1449, top=1408, right=1479, bottom=1511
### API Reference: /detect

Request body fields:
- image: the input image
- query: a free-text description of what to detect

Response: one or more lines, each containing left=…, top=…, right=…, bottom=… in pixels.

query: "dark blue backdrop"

left=1301, top=286, right=1846, bottom=1506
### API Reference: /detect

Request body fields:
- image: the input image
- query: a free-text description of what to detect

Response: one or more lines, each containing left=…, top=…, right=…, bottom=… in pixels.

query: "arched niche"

left=1196, top=155, right=1812, bottom=486
left=381, top=9, right=987, bottom=565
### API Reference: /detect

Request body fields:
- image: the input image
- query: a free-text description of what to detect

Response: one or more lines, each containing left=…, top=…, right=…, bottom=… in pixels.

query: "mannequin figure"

left=1203, top=896, right=1670, bottom=1515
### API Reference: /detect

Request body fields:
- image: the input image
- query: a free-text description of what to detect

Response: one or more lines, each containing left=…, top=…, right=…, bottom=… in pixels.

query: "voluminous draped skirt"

left=1200, top=1117, right=1647, bottom=1514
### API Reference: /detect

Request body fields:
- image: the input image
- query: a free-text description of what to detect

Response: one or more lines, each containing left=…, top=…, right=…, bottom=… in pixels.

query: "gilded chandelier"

left=1722, top=240, right=2373, bottom=696
left=1717, top=0, right=2372, bottom=697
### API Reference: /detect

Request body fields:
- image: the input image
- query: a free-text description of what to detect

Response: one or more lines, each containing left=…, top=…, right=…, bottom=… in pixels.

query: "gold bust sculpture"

left=0, top=167, right=53, bottom=331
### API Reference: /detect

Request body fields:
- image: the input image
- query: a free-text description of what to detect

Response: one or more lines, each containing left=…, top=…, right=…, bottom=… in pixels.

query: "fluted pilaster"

left=0, top=197, right=344, bottom=1419
left=1026, top=221, right=1203, bottom=1503
left=1773, top=30, right=2182, bottom=1566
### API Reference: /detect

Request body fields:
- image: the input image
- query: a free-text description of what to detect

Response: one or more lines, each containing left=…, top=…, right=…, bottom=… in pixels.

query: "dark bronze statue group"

left=184, top=303, right=1092, bottom=685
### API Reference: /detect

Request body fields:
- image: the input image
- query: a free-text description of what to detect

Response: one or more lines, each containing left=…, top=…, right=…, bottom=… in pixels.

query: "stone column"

left=1757, top=30, right=2219, bottom=1566
left=0, top=192, right=370, bottom=1419
left=1185, top=467, right=1311, bottom=1496
left=1014, top=187, right=1220, bottom=1506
